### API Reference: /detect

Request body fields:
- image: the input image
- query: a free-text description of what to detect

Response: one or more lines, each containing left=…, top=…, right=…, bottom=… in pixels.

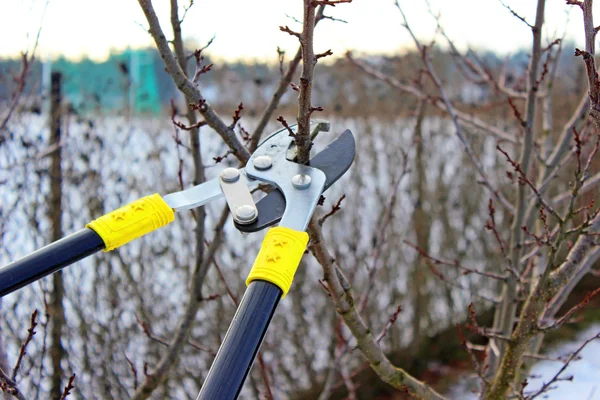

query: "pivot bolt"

left=235, top=205, right=257, bottom=224
left=292, top=174, right=312, bottom=189
left=253, top=155, right=273, bottom=170
left=220, top=168, right=240, bottom=183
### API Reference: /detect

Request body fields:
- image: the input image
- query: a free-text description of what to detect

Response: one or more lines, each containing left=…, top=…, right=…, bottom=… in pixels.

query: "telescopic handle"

left=197, top=227, right=309, bottom=399
left=197, top=280, right=282, bottom=399
left=0, top=229, right=105, bottom=297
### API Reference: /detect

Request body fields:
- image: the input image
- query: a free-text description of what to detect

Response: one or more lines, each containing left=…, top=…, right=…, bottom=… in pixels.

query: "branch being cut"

left=295, top=0, right=319, bottom=164
left=250, top=48, right=302, bottom=152
left=292, top=0, right=351, bottom=164
left=250, top=5, right=334, bottom=151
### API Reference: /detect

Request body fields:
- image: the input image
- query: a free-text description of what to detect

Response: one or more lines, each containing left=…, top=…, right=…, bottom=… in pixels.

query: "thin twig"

left=528, top=332, right=600, bottom=399
left=58, top=374, right=76, bottom=400
left=12, top=310, right=38, bottom=381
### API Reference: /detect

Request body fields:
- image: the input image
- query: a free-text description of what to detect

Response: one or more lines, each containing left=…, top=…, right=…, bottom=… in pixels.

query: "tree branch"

left=486, top=0, right=546, bottom=384
left=137, top=0, right=250, bottom=164
left=308, top=221, right=447, bottom=400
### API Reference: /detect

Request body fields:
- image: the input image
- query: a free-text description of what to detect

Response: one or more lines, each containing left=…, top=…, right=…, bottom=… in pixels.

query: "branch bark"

left=137, top=0, right=250, bottom=164
left=487, top=0, right=546, bottom=380
left=132, top=207, right=230, bottom=400
left=131, top=2, right=234, bottom=398
left=486, top=213, right=600, bottom=399
left=308, top=221, right=447, bottom=400
left=295, top=0, right=319, bottom=164
left=170, top=0, right=207, bottom=287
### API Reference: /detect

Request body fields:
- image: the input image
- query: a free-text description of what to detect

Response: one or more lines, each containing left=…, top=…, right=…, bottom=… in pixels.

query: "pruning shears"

left=0, top=124, right=356, bottom=399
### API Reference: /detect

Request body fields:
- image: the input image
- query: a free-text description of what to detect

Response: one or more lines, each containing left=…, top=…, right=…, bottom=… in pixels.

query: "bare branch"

left=404, top=241, right=507, bottom=281
left=295, top=0, right=319, bottom=164
left=310, top=0, right=352, bottom=6
left=191, top=48, right=213, bottom=83
left=249, top=3, right=331, bottom=151
left=276, top=116, right=296, bottom=138
left=171, top=103, right=207, bottom=132
left=135, top=314, right=216, bottom=356
left=500, top=0, right=534, bottom=29
left=345, top=54, right=518, bottom=145
left=391, top=3, right=515, bottom=217
left=496, top=145, right=563, bottom=223
left=12, top=310, right=38, bottom=381
left=566, top=0, right=584, bottom=11
left=528, top=331, right=600, bottom=399
left=124, top=354, right=139, bottom=391
left=375, top=304, right=402, bottom=344
left=58, top=374, right=76, bottom=400
left=543, top=287, right=600, bottom=330
left=229, top=102, right=244, bottom=129
left=179, top=0, right=194, bottom=23
left=318, top=194, right=346, bottom=226
left=315, top=49, right=333, bottom=60
left=137, top=0, right=250, bottom=163
left=279, top=25, right=301, bottom=38
left=308, top=222, right=447, bottom=400
left=0, top=368, right=26, bottom=400
left=487, top=0, right=547, bottom=386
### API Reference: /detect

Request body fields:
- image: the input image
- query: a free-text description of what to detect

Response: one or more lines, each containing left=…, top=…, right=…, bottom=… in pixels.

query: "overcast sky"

left=0, top=0, right=597, bottom=63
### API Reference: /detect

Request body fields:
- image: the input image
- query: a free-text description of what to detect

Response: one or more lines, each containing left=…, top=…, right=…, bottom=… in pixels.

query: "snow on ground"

left=448, top=324, right=600, bottom=399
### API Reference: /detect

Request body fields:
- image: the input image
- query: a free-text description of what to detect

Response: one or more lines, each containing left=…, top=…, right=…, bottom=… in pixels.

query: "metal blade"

left=163, top=179, right=224, bottom=211
left=235, top=129, right=356, bottom=232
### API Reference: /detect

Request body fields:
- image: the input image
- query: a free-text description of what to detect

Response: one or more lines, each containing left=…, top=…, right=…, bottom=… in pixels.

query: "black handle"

left=0, top=228, right=105, bottom=297
left=197, top=280, right=282, bottom=399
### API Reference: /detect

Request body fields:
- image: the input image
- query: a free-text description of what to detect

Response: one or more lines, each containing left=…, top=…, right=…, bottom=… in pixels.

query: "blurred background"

left=1, top=1, right=600, bottom=399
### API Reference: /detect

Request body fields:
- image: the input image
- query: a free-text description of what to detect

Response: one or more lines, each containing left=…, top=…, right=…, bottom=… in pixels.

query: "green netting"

left=49, top=48, right=161, bottom=115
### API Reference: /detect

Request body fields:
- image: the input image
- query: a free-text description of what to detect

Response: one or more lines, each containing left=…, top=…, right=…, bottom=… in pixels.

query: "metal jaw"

left=245, top=133, right=326, bottom=232
left=163, top=124, right=355, bottom=233
left=236, top=128, right=356, bottom=233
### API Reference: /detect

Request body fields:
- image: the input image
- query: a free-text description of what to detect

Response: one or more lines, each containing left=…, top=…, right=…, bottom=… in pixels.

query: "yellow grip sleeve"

left=86, top=194, right=174, bottom=252
left=246, top=226, right=309, bottom=298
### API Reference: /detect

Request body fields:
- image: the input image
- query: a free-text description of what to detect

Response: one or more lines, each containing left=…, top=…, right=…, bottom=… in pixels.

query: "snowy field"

left=449, top=324, right=600, bottom=399
left=1, top=112, right=598, bottom=398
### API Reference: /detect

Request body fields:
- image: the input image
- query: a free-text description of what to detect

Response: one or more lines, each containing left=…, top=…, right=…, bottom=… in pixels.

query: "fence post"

left=48, top=70, right=67, bottom=399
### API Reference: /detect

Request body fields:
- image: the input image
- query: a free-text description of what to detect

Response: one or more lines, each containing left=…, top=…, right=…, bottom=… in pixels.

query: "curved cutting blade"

left=235, top=129, right=356, bottom=233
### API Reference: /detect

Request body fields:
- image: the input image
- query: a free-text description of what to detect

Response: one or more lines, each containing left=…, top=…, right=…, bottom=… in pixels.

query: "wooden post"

left=48, top=71, right=66, bottom=399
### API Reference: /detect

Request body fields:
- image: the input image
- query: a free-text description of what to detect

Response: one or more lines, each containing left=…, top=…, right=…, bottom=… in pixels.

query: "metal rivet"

left=292, top=174, right=312, bottom=189
left=235, top=205, right=257, bottom=224
left=220, top=168, right=240, bottom=183
left=253, top=155, right=273, bottom=170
